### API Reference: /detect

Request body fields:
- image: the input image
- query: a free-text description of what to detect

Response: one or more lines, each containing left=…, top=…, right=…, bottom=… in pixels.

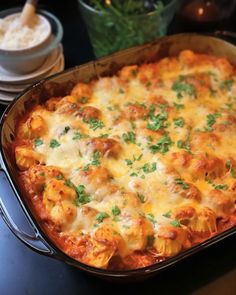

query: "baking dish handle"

left=0, top=166, right=56, bottom=257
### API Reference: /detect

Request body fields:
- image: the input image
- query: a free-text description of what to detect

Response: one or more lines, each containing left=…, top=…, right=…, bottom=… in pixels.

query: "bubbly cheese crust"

left=14, top=50, right=236, bottom=270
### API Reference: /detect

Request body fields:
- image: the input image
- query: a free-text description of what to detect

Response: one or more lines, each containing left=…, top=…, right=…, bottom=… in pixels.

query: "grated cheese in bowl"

left=0, top=13, right=51, bottom=50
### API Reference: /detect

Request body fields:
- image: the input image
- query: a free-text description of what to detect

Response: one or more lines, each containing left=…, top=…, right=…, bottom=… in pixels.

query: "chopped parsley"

left=146, top=213, right=156, bottom=224
left=85, top=118, right=104, bottom=131
left=170, top=220, right=181, bottom=227
left=174, top=117, right=185, bottom=128
left=64, top=180, right=91, bottom=205
left=131, top=121, right=136, bottom=129
left=163, top=210, right=172, bottom=218
left=142, top=162, right=157, bottom=174
left=34, top=138, right=43, bottom=147
left=147, top=105, right=168, bottom=131
left=214, top=184, right=228, bottom=190
left=149, top=135, right=173, bottom=154
left=137, top=193, right=145, bottom=203
left=205, top=113, right=221, bottom=131
left=50, top=139, right=61, bottom=148
left=122, top=131, right=136, bottom=144
left=72, top=132, right=89, bottom=140
left=61, top=126, right=70, bottom=135
left=175, top=178, right=189, bottom=190
left=119, top=88, right=125, bottom=94
left=112, top=205, right=121, bottom=216
left=220, top=79, right=234, bottom=91
left=99, top=133, right=109, bottom=138
left=177, top=134, right=192, bottom=154
left=172, top=75, right=197, bottom=99
left=226, top=160, right=236, bottom=178
left=91, top=151, right=101, bottom=166
left=173, top=102, right=185, bottom=110
left=125, top=159, right=133, bottom=166
left=96, top=212, right=109, bottom=223
left=205, top=178, right=228, bottom=190
left=75, top=184, right=91, bottom=205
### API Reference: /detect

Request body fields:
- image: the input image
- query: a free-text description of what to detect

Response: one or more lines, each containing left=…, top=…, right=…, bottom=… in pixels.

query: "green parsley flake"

left=142, top=162, right=157, bottom=173
left=137, top=193, right=145, bottom=203
left=125, top=159, right=133, bottom=166
left=34, top=138, right=43, bottom=147
left=172, top=76, right=197, bottom=99
left=72, top=132, right=89, bottom=140
left=112, top=205, right=121, bottom=216
left=177, top=134, right=192, bottom=154
left=65, top=180, right=91, bottom=205
left=122, top=131, right=136, bottom=144
left=174, top=117, right=185, bottom=128
left=96, top=212, right=109, bottom=223
left=147, top=105, right=168, bottom=131
left=149, top=135, right=173, bottom=154
left=146, top=213, right=157, bottom=224
left=226, top=160, right=236, bottom=178
left=85, top=118, right=104, bottom=131
left=61, top=126, right=70, bottom=135
left=170, top=220, right=181, bottom=227
left=163, top=210, right=172, bottom=218
left=50, top=139, right=60, bottom=148
left=91, top=151, right=101, bottom=166
left=220, top=79, right=234, bottom=91
left=175, top=178, right=189, bottom=190
left=173, top=102, right=185, bottom=110
left=214, top=184, right=228, bottom=190
left=205, top=113, right=221, bottom=131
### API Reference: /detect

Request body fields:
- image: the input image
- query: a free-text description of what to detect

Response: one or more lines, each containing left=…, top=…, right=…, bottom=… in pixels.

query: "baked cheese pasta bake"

left=14, top=50, right=236, bottom=270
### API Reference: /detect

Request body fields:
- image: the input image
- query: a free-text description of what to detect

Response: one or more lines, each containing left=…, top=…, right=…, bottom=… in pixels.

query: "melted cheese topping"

left=15, top=50, right=236, bottom=270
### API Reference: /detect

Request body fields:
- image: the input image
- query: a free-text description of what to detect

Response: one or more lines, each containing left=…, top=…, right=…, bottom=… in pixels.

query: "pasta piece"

left=173, top=205, right=217, bottom=235
left=87, top=138, right=121, bottom=157
left=71, top=82, right=92, bottom=103
left=154, top=225, right=191, bottom=257
left=15, top=145, right=45, bottom=171
left=206, top=189, right=235, bottom=218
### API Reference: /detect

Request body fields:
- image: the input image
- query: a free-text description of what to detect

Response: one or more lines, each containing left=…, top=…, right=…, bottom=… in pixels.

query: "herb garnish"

left=173, top=102, right=185, bottom=110
left=112, top=205, right=121, bottom=216
left=96, top=212, right=109, bottom=223
left=34, top=138, right=43, bottom=147
left=170, top=220, right=181, bottom=227
left=175, top=178, right=189, bottom=190
left=61, top=126, right=70, bottom=135
left=50, top=139, right=61, bottom=148
left=163, top=210, right=172, bottom=218
left=72, top=132, right=89, bottom=140
left=226, top=160, right=236, bottom=178
left=122, top=131, right=136, bottom=144
left=147, top=105, right=168, bottom=131
left=91, top=151, right=101, bottom=166
left=137, top=193, right=145, bottom=203
left=205, top=113, right=221, bottom=131
left=220, top=79, right=234, bottom=91
left=172, top=75, right=197, bottom=99
left=146, top=213, right=157, bottom=224
left=85, top=118, right=104, bottom=131
left=65, top=180, right=91, bottom=205
left=174, top=117, right=185, bottom=128
left=149, top=134, right=173, bottom=154
left=142, top=162, right=157, bottom=173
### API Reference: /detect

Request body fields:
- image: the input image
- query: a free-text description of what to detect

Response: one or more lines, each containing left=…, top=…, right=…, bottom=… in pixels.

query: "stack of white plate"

left=0, top=44, right=64, bottom=105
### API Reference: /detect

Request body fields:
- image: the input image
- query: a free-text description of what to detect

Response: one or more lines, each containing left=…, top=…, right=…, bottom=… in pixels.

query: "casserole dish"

left=1, top=33, right=236, bottom=280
